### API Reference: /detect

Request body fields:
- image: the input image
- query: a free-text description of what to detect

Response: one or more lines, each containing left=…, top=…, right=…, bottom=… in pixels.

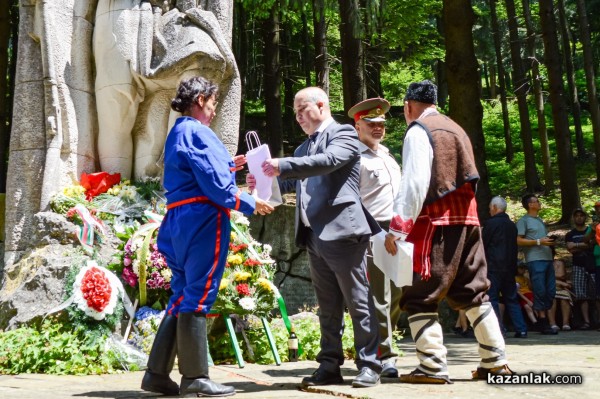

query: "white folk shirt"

left=359, top=142, right=401, bottom=222
left=391, top=108, right=436, bottom=239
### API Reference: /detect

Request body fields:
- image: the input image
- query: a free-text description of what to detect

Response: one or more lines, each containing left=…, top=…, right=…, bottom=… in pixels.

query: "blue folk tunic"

left=158, top=116, right=255, bottom=315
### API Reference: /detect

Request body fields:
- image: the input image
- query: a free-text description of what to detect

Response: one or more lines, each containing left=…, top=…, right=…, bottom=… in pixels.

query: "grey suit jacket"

left=278, top=121, right=381, bottom=248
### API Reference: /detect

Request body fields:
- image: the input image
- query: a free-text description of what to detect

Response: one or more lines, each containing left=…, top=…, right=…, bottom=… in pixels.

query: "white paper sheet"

left=371, top=231, right=413, bottom=287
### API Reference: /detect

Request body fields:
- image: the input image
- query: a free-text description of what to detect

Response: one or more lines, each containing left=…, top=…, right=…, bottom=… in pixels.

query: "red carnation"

left=236, top=284, right=251, bottom=296
left=80, top=267, right=112, bottom=312
left=243, top=258, right=261, bottom=267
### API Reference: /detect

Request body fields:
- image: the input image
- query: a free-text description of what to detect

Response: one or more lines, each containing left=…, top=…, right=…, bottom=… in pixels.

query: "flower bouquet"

left=117, top=227, right=172, bottom=309
left=212, top=211, right=279, bottom=317
left=127, top=306, right=166, bottom=354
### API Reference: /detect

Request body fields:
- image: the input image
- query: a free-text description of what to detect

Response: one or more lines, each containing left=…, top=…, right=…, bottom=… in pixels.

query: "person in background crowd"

left=452, top=309, right=474, bottom=338
left=516, top=264, right=538, bottom=326
left=482, top=196, right=528, bottom=338
left=584, top=202, right=600, bottom=330
left=516, top=194, right=557, bottom=335
left=565, top=207, right=596, bottom=330
left=548, top=259, right=573, bottom=332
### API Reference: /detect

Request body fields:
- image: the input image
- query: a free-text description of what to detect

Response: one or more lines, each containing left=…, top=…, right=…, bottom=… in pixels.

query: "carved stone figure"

left=94, top=0, right=240, bottom=178
left=3, top=0, right=240, bottom=268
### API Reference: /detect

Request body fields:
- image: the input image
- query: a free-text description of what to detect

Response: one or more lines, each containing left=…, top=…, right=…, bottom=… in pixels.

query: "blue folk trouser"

left=526, top=260, right=556, bottom=312
left=158, top=203, right=231, bottom=315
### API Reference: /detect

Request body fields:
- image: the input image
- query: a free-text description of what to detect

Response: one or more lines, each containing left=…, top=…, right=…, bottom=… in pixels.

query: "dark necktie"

left=308, top=132, right=319, bottom=155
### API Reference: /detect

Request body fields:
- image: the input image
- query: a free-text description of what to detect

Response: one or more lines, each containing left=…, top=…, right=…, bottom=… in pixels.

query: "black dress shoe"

left=380, top=362, right=398, bottom=378
left=301, top=369, right=344, bottom=387
left=352, top=367, right=380, bottom=388
left=513, top=331, right=528, bottom=338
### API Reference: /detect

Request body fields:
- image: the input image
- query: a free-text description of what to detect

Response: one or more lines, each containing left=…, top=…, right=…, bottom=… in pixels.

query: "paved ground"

left=1, top=330, right=599, bottom=399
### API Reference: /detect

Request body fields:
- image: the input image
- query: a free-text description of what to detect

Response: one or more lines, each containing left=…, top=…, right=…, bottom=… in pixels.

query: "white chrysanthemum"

left=236, top=215, right=250, bottom=226
left=119, top=185, right=138, bottom=201
left=262, top=244, right=273, bottom=255
left=160, top=268, right=172, bottom=282
left=238, top=297, right=256, bottom=311
left=130, top=236, right=144, bottom=252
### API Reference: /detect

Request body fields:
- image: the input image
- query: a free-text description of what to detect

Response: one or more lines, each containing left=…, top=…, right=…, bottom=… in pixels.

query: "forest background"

left=2, top=0, right=600, bottom=225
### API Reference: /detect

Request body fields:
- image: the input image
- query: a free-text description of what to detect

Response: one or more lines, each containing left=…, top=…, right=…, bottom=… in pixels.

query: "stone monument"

left=3, top=0, right=240, bottom=268
left=1, top=0, right=318, bottom=331
left=0, top=0, right=244, bottom=327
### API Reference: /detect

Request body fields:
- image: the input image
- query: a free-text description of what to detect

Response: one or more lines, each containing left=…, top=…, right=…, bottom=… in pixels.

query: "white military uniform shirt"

left=358, top=142, right=401, bottom=222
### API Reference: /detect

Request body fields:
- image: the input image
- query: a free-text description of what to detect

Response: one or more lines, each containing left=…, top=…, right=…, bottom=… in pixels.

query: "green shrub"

left=0, top=317, right=136, bottom=375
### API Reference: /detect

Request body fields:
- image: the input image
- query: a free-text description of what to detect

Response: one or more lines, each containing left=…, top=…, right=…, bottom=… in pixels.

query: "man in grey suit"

left=262, top=87, right=382, bottom=388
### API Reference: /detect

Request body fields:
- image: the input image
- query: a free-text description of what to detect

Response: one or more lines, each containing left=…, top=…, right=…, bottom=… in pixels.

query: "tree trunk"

left=338, top=0, right=365, bottom=112
left=576, top=0, right=600, bottom=182
left=443, top=0, right=492, bottom=220
left=312, top=0, right=329, bottom=93
left=539, top=0, right=580, bottom=222
left=436, top=17, right=448, bottom=108
left=262, top=7, right=283, bottom=157
left=365, top=0, right=384, bottom=98
left=490, top=0, right=513, bottom=163
left=505, top=0, right=543, bottom=192
left=558, top=0, right=585, bottom=157
left=521, top=0, right=552, bottom=191
left=489, top=63, right=497, bottom=99
left=483, top=63, right=490, bottom=98
left=281, top=18, right=296, bottom=151
left=300, top=7, right=311, bottom=87
left=0, top=0, right=12, bottom=193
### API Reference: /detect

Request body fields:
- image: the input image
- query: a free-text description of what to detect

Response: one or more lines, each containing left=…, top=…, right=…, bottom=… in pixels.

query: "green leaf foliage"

left=0, top=317, right=132, bottom=375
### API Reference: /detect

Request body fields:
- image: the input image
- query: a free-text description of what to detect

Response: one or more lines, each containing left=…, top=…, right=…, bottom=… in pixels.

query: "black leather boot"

left=178, top=312, right=236, bottom=397
left=141, top=313, right=179, bottom=395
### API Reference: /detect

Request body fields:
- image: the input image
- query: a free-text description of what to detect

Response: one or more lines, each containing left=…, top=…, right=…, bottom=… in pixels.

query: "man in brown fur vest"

left=384, top=80, right=512, bottom=383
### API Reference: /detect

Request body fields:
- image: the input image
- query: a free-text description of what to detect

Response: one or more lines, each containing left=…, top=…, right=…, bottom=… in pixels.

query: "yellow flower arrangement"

left=256, top=278, right=273, bottom=292
left=62, top=184, right=86, bottom=198
left=233, top=271, right=252, bottom=282
left=227, top=254, right=244, bottom=266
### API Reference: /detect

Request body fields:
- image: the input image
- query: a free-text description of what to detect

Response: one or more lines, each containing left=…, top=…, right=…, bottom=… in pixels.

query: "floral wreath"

left=48, top=260, right=134, bottom=328
left=72, top=261, right=121, bottom=320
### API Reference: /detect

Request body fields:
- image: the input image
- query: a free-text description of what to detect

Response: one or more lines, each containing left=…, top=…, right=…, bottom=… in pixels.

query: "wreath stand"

left=207, top=312, right=281, bottom=368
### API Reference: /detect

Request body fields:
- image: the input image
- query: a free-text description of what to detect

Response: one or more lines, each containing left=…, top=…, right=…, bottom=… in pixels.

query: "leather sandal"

left=399, top=368, right=453, bottom=384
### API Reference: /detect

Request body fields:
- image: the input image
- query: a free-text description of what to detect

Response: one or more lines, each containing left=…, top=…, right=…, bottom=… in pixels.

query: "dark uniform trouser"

left=306, top=230, right=382, bottom=374
left=366, top=220, right=402, bottom=361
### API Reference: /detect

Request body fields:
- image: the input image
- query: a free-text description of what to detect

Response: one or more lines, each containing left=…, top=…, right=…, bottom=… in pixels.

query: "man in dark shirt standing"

left=483, top=196, right=528, bottom=338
